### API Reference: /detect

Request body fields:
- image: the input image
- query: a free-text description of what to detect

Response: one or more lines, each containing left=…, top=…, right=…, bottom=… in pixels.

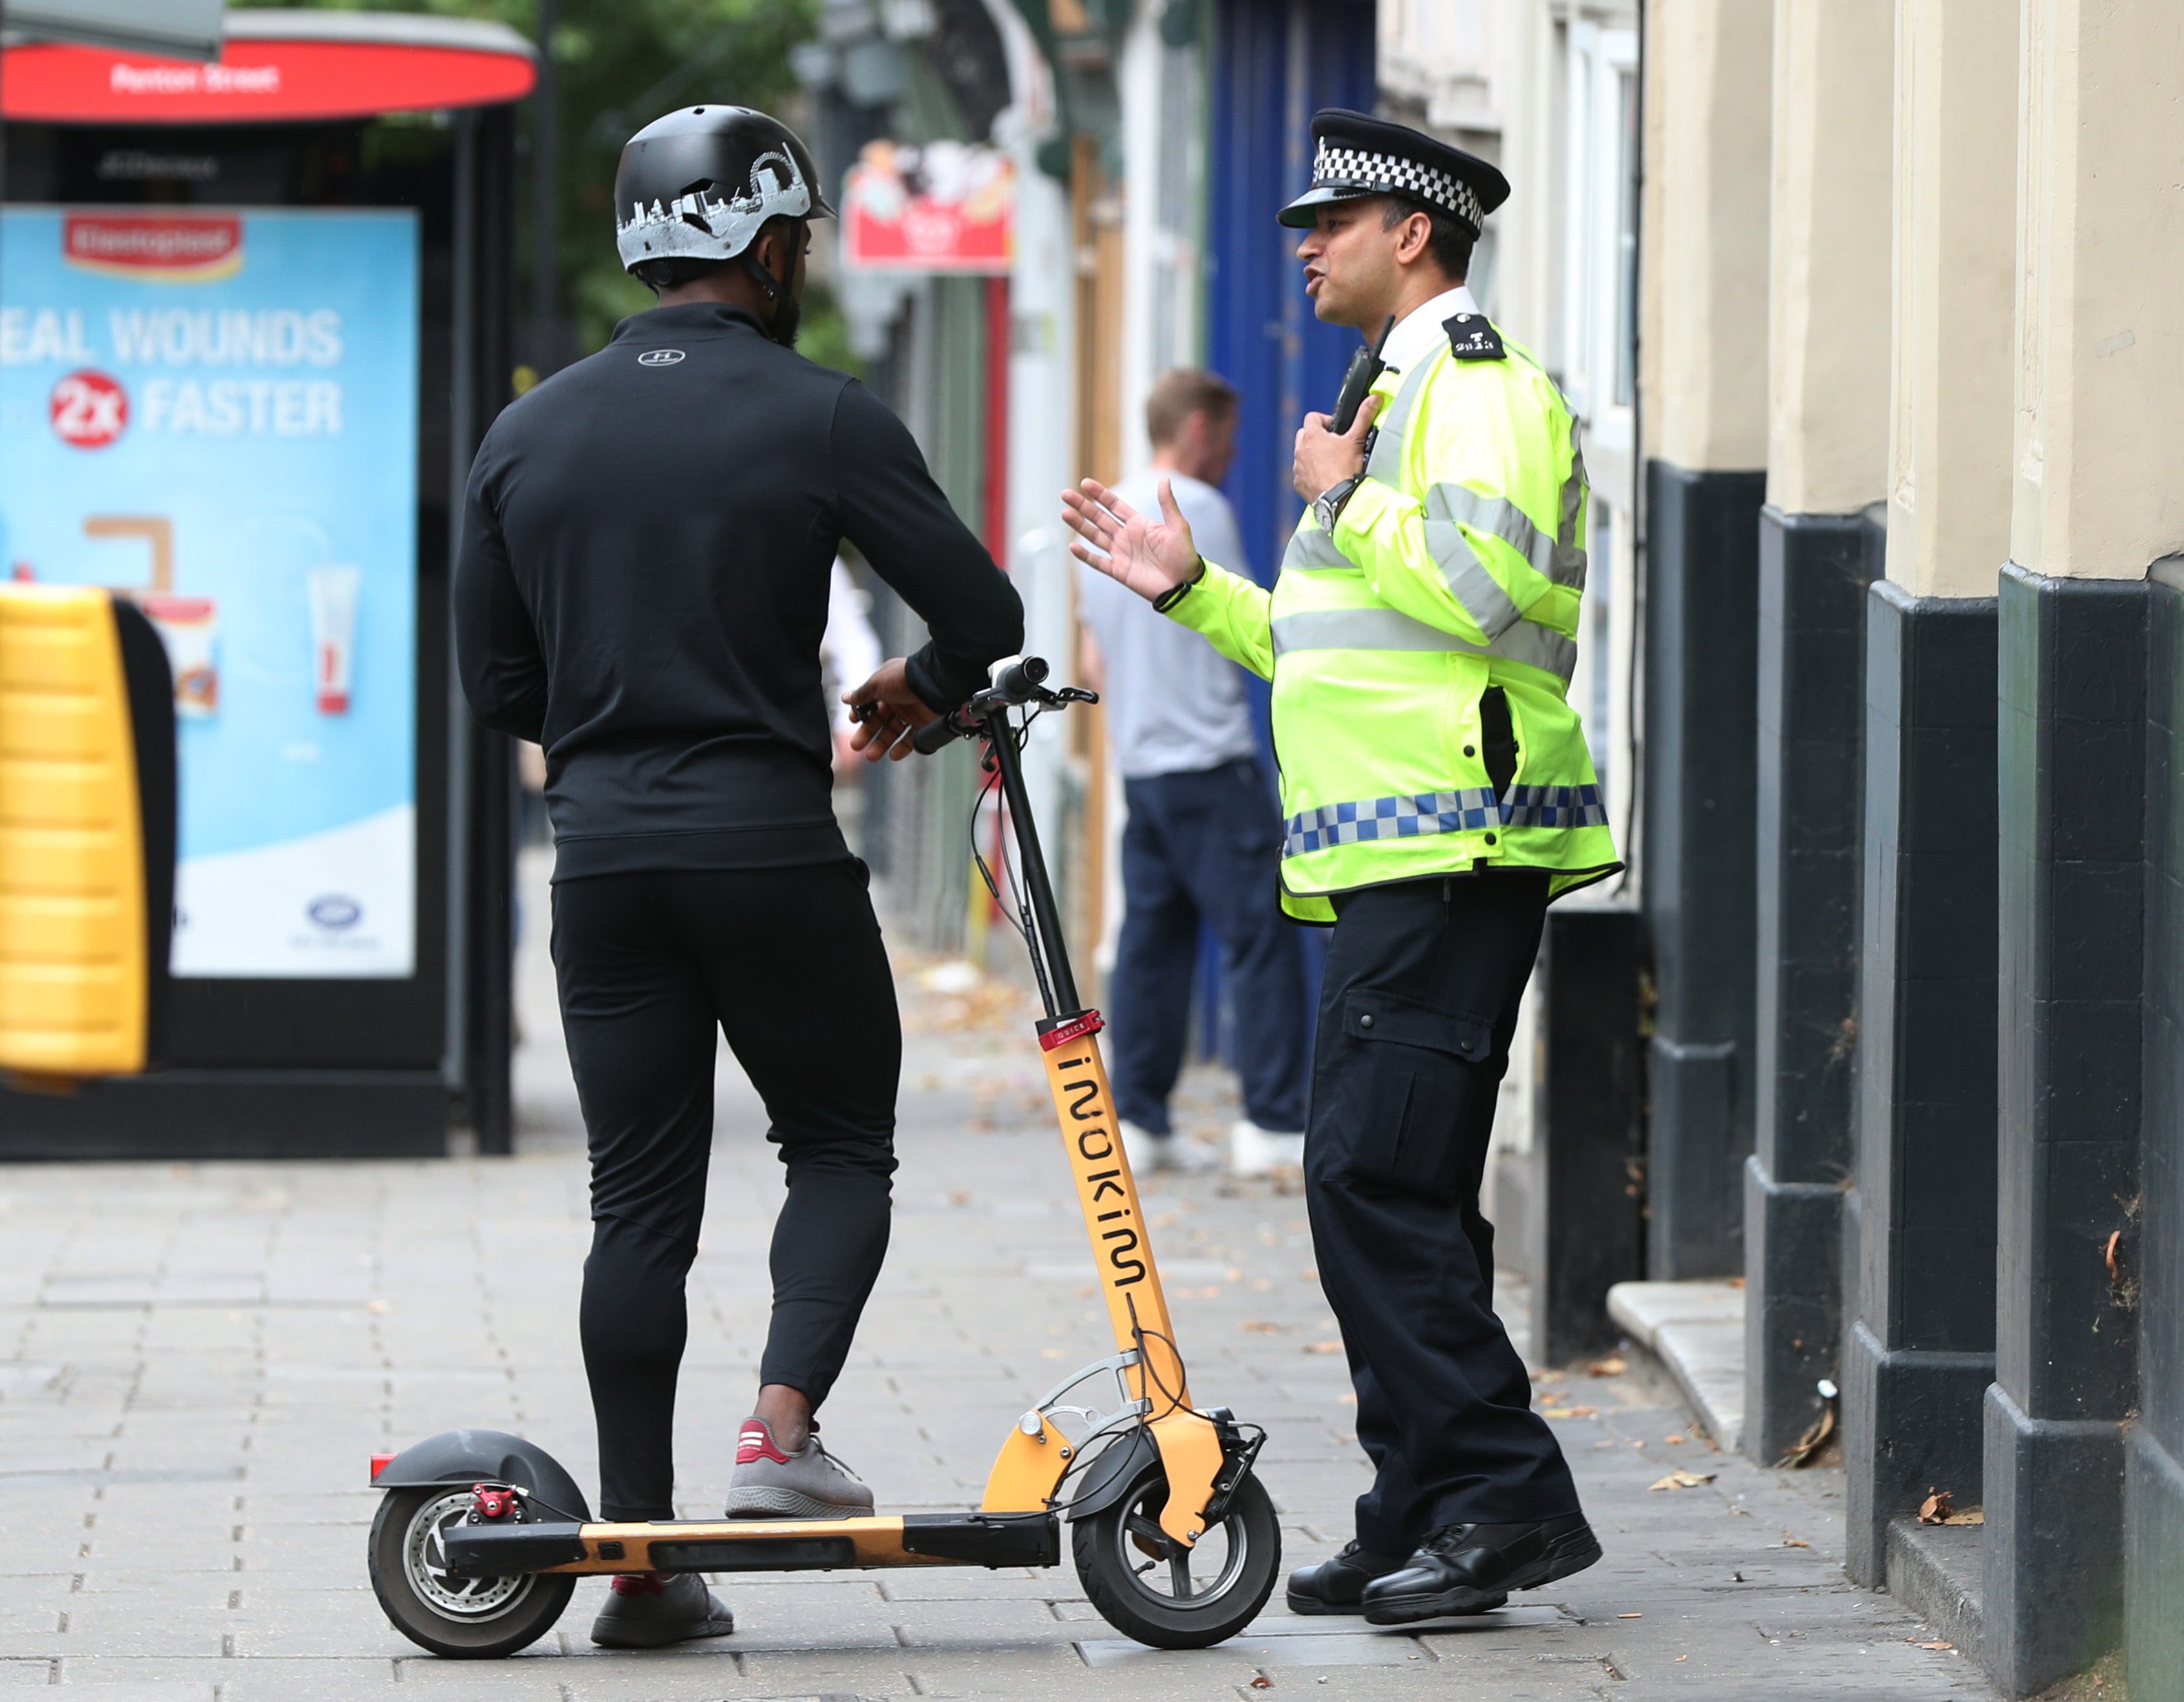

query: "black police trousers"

left=551, top=861, right=898, bottom=1522
left=1304, top=870, right=1581, bottom=1555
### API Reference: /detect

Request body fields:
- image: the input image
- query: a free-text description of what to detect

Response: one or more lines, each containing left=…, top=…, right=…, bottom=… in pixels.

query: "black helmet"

left=613, top=105, right=834, bottom=275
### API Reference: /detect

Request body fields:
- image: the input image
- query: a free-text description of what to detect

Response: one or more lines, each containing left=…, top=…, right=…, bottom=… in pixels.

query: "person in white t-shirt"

left=1076, top=370, right=1309, bottom=1176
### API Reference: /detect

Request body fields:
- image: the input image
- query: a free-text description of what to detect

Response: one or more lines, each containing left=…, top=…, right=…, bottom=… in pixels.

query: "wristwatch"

left=1313, top=475, right=1363, bottom=534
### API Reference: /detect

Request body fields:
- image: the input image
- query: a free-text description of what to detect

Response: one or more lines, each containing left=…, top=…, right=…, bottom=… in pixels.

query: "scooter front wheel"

left=369, top=1486, right=576, bottom=1658
left=1072, top=1463, right=1279, bottom=1648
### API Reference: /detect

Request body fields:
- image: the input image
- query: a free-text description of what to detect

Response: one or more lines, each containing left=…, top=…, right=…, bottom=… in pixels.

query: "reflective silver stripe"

left=1282, top=527, right=1357, bottom=573
left=1421, top=517, right=1524, bottom=639
left=1364, top=359, right=1433, bottom=485
left=1283, top=782, right=1608, bottom=858
left=1560, top=410, right=1587, bottom=551
left=1425, top=483, right=1586, bottom=589
left=1270, top=607, right=1577, bottom=683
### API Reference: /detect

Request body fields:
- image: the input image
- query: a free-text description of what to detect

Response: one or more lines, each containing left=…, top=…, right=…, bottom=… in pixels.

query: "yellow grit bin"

left=0, top=585, right=168, bottom=1080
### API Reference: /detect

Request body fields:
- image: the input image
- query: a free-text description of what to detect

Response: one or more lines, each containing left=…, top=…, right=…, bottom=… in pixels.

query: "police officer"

left=457, top=107, right=1021, bottom=1647
left=1061, top=110, right=1617, bottom=1625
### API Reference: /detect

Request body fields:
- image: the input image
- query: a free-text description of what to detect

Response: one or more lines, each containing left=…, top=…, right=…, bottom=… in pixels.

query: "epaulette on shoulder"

left=1444, top=313, right=1506, bottom=362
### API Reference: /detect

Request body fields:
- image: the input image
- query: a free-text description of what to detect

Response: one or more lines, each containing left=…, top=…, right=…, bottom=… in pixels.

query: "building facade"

left=1640, top=3, right=2184, bottom=1695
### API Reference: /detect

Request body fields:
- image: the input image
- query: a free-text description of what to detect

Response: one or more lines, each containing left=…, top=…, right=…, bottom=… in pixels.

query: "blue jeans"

left=1110, top=759, right=1309, bottom=1135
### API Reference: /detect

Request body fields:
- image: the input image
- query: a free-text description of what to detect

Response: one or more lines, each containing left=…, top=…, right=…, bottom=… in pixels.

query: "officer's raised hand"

left=1292, top=392, right=1382, bottom=502
left=1061, top=476, right=1200, bottom=605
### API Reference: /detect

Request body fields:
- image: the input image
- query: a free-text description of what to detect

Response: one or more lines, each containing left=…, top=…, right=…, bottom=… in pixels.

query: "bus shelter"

left=0, top=12, right=534, bottom=1157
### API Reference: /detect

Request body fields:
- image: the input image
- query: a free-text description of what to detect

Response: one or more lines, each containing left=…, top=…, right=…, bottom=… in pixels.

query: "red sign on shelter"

left=0, top=37, right=536, bottom=125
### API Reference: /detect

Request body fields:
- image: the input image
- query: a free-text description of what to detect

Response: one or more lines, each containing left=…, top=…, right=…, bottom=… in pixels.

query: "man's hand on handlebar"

left=844, top=659, right=940, bottom=762
left=1061, top=477, right=1200, bottom=605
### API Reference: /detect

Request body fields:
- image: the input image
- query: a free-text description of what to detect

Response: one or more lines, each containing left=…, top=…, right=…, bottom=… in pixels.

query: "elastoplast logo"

left=63, top=213, right=243, bottom=283
left=307, top=894, right=363, bottom=930
left=49, top=370, right=129, bottom=449
left=637, top=348, right=685, bottom=366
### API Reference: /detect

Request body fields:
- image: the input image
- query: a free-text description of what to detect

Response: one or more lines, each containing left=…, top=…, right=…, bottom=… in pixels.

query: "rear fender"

left=370, top=1429, right=591, bottom=1523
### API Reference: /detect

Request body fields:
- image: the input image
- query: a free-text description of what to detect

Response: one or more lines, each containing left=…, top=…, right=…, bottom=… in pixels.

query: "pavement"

left=0, top=850, right=1993, bottom=1699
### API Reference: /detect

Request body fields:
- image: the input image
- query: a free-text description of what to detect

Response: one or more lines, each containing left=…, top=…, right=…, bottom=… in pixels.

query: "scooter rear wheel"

left=369, top=1486, right=575, bottom=1658
left=1072, top=1463, right=1279, bottom=1648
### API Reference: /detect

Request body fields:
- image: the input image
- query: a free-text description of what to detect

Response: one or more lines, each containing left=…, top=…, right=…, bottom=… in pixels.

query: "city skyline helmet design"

left=612, top=105, right=834, bottom=273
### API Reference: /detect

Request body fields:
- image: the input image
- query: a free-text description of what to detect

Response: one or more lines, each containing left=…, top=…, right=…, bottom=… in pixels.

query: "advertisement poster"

left=0, top=206, right=419, bottom=977
left=842, top=140, right=1012, bottom=273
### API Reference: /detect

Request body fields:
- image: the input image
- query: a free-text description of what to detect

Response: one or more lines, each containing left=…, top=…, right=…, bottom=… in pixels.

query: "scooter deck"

left=443, top=1510, right=1059, bottom=1577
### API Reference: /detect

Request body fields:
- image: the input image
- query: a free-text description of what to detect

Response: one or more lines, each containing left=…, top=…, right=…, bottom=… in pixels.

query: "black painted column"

left=2130, top=560, right=2184, bottom=1702
left=1841, top=580, right=1998, bottom=1586
left=1642, top=461, right=1768, bottom=1277
left=1986, top=564, right=2147, bottom=1694
left=1743, top=506, right=1881, bottom=1464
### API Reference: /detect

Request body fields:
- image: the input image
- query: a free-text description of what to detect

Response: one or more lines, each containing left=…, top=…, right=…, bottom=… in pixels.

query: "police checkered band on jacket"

left=1312, top=142, right=1486, bottom=233
left=1284, top=784, right=1608, bottom=858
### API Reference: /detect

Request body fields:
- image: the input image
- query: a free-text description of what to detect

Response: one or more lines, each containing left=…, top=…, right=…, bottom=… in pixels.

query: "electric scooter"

left=365, top=657, right=1281, bottom=1657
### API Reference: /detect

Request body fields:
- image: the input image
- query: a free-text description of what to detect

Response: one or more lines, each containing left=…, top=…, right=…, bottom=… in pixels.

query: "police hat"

left=1278, top=109, right=1509, bottom=237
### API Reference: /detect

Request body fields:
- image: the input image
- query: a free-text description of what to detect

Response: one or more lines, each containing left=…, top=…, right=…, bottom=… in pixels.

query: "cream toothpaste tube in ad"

left=307, top=565, right=359, bottom=715
left=139, top=593, right=218, bottom=718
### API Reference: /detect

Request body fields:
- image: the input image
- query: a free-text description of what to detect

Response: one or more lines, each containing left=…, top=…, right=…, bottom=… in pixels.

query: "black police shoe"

left=1360, top=1514, right=1601, bottom=1624
left=1286, top=1540, right=1471, bottom=1615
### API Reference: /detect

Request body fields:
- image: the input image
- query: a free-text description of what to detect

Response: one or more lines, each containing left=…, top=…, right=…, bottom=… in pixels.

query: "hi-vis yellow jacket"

left=1165, top=317, right=1620, bottom=921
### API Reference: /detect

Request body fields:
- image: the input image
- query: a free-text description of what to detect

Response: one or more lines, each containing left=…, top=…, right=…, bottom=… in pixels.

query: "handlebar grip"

left=911, top=715, right=964, bottom=755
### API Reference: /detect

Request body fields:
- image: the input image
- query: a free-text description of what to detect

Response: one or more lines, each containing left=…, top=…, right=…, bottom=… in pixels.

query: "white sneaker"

left=1119, top=1120, right=1221, bottom=1175
left=1230, top=1120, right=1306, bottom=1177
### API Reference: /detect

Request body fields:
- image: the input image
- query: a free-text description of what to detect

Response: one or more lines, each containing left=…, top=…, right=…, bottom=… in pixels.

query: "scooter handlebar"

left=907, top=657, right=1087, bottom=755
left=911, top=713, right=964, bottom=756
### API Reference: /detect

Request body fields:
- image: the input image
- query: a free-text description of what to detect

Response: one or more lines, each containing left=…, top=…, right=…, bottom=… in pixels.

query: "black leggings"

left=551, top=861, right=899, bottom=1522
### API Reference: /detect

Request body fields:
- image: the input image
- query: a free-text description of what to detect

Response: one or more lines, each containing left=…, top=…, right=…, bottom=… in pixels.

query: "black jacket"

left=456, top=302, right=1023, bottom=877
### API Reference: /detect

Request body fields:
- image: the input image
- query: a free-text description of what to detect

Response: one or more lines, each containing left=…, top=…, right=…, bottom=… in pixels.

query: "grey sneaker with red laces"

left=723, top=1417, right=875, bottom=1520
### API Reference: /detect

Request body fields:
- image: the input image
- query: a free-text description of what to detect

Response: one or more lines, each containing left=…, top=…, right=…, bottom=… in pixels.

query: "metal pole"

left=444, top=110, right=480, bottom=1107
left=531, top=0, right=558, bottom=372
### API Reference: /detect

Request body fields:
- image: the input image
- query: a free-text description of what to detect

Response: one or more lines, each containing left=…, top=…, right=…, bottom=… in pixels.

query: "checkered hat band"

left=1313, top=143, right=1484, bottom=231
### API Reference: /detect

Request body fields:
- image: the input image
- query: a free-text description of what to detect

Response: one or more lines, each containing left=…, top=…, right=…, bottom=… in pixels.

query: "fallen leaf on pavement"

left=1664, top=1434, right=1686, bottom=1444
left=1943, top=1508, right=1984, bottom=1526
left=1918, top=1489, right=1956, bottom=1524
left=1304, top=1340, right=1344, bottom=1354
left=1919, top=1641, right=1955, bottom=1651
left=1776, top=1401, right=1837, bottom=1469
left=1649, top=1469, right=1717, bottom=1491
left=1781, top=1535, right=1810, bottom=1548
left=1589, top=1356, right=1628, bottom=1377
left=1238, top=1320, right=1286, bottom=1333
left=1250, top=1679, right=1274, bottom=1690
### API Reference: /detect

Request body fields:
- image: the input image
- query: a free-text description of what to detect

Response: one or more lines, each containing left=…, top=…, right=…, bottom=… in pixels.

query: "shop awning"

left=3, top=0, right=224, bottom=63
left=0, top=10, right=538, bottom=123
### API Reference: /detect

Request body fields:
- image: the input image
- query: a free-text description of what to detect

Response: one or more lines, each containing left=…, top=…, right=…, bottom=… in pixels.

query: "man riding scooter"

left=454, top=105, right=1021, bottom=1647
